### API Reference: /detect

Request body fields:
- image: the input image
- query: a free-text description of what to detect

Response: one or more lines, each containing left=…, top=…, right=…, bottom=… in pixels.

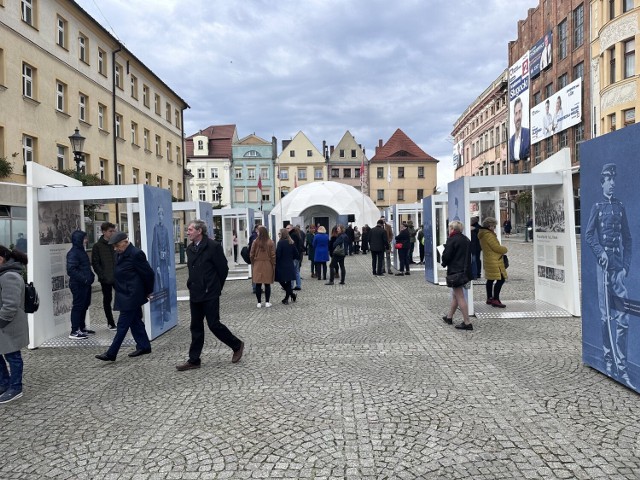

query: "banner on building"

left=530, top=78, right=582, bottom=145
left=530, top=31, right=553, bottom=79
left=508, top=51, right=531, bottom=163
left=453, top=140, right=464, bottom=169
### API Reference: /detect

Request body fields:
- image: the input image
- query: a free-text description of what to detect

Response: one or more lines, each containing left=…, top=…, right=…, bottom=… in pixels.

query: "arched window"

left=244, top=150, right=261, bottom=157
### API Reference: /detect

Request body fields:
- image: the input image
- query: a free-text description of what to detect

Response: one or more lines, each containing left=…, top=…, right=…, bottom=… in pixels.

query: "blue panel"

left=423, top=196, right=436, bottom=283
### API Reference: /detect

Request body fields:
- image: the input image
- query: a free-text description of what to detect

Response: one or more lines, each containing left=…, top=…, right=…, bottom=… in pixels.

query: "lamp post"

left=68, top=127, right=86, bottom=179
left=216, top=183, right=223, bottom=208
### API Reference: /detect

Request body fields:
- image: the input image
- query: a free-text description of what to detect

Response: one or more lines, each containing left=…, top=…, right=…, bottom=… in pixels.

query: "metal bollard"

left=179, top=243, right=185, bottom=264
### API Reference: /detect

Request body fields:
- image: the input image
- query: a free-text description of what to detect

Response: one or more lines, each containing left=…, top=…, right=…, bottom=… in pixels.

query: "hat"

left=601, top=163, right=616, bottom=177
left=108, top=231, right=128, bottom=245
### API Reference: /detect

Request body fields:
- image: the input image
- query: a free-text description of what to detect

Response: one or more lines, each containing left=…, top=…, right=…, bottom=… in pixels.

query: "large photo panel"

left=581, top=123, right=640, bottom=393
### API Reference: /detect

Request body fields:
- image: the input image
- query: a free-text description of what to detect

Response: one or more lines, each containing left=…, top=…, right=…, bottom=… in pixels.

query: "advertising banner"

left=530, top=31, right=553, bottom=79
left=530, top=78, right=582, bottom=145
left=422, top=196, right=436, bottom=283
left=447, top=177, right=473, bottom=314
left=508, top=51, right=531, bottom=163
left=581, top=124, right=640, bottom=393
left=453, top=140, right=464, bottom=169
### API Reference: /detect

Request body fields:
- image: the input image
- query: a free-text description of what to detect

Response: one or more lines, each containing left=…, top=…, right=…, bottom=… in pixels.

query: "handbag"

left=395, top=242, right=403, bottom=249
left=446, top=271, right=469, bottom=288
left=502, top=254, right=509, bottom=269
left=333, top=244, right=346, bottom=257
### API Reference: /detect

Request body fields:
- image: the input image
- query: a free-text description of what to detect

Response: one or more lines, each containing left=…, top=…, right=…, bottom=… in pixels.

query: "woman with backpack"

left=0, top=245, right=29, bottom=404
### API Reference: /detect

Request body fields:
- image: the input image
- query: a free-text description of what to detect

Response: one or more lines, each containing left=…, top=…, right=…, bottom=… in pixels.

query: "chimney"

left=282, top=139, right=291, bottom=151
left=272, top=136, right=277, bottom=160
left=378, top=139, right=383, bottom=148
left=330, top=146, right=334, bottom=155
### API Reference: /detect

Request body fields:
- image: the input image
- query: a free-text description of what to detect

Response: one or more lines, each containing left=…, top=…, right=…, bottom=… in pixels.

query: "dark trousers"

left=255, top=283, right=271, bottom=303
left=371, top=251, right=384, bottom=275
left=409, top=242, right=416, bottom=263
left=107, top=307, right=151, bottom=358
left=188, top=297, right=242, bottom=364
left=0, top=351, right=23, bottom=392
left=486, top=279, right=505, bottom=300
left=329, top=255, right=346, bottom=282
left=279, top=280, right=294, bottom=302
left=315, top=262, right=327, bottom=280
left=399, top=248, right=410, bottom=273
left=100, top=282, right=115, bottom=326
left=69, top=282, right=91, bottom=332
left=419, top=243, right=425, bottom=263
left=233, top=245, right=238, bottom=263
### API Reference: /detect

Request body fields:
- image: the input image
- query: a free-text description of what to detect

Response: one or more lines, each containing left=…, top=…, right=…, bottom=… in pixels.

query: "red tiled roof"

left=369, top=128, right=438, bottom=163
left=186, top=124, right=237, bottom=158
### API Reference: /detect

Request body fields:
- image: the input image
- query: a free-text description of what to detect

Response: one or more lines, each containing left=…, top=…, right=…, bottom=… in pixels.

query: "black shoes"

left=455, top=322, right=474, bottom=331
left=395, top=273, right=404, bottom=276
left=442, top=316, right=453, bottom=325
left=293, top=287, right=301, bottom=291
left=282, top=299, right=289, bottom=305
left=95, top=353, right=116, bottom=362
left=128, top=349, right=151, bottom=357
left=176, top=361, right=200, bottom=371
left=325, top=281, right=334, bottom=285
left=291, top=293, right=297, bottom=302
left=232, top=341, right=245, bottom=363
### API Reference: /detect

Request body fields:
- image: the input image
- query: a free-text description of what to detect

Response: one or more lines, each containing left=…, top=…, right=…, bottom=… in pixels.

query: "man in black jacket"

left=368, top=219, right=388, bottom=276
left=176, top=220, right=244, bottom=371
left=95, top=232, right=154, bottom=361
left=91, top=222, right=117, bottom=330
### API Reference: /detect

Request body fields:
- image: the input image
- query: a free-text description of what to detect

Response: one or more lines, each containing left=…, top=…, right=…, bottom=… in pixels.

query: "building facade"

left=230, top=134, right=276, bottom=212
left=326, top=131, right=368, bottom=194
left=452, top=70, right=509, bottom=179
left=276, top=131, right=326, bottom=197
left=368, top=129, right=438, bottom=209
left=0, top=0, right=188, bottom=244
left=590, top=0, right=638, bottom=136
left=186, top=125, right=238, bottom=208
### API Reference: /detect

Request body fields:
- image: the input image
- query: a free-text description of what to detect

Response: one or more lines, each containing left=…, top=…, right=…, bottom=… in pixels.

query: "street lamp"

left=216, top=183, right=223, bottom=207
left=68, top=127, right=86, bottom=178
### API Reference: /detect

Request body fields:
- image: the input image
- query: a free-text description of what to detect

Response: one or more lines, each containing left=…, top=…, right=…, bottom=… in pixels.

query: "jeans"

left=398, top=247, right=410, bottom=273
left=188, top=297, right=242, bottom=364
left=107, top=307, right=151, bottom=358
left=100, top=282, right=115, bottom=326
left=292, top=259, right=302, bottom=289
left=329, top=255, right=346, bottom=282
left=384, top=249, right=392, bottom=273
left=0, top=351, right=23, bottom=392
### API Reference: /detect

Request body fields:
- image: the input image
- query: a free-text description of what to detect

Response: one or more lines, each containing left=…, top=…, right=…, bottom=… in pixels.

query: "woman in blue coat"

left=312, top=226, right=330, bottom=281
left=275, top=228, right=299, bottom=305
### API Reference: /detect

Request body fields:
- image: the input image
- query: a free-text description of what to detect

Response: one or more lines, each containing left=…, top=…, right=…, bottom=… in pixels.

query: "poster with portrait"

left=143, top=186, right=178, bottom=339
left=530, top=78, right=582, bottom=144
left=453, top=140, right=464, bottom=169
left=422, top=196, right=436, bottom=283
left=529, top=31, right=553, bottom=79
left=580, top=123, right=640, bottom=393
left=508, top=51, right=530, bottom=163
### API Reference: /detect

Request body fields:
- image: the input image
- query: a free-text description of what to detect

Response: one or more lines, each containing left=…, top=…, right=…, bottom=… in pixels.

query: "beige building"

left=590, top=0, right=638, bottom=135
left=368, top=129, right=438, bottom=209
left=327, top=131, right=368, bottom=194
left=0, top=0, right=188, bottom=243
left=276, top=131, right=326, bottom=197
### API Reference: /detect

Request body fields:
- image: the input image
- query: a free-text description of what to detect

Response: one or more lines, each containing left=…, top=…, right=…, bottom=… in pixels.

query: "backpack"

left=24, top=281, right=40, bottom=313
left=240, top=246, right=251, bottom=264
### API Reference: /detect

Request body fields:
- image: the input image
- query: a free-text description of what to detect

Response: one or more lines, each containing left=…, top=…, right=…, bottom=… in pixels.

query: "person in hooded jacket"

left=67, top=230, right=95, bottom=339
left=441, top=221, right=473, bottom=330
left=478, top=217, right=508, bottom=308
left=0, top=245, right=29, bottom=404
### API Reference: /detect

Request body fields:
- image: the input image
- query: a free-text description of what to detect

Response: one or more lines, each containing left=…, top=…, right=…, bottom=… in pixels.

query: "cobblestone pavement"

left=2, top=238, right=639, bottom=479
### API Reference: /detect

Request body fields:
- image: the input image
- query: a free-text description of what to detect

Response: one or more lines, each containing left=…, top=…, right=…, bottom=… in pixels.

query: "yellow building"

left=276, top=131, right=326, bottom=197
left=327, top=131, right=368, bottom=194
left=0, top=0, right=188, bottom=243
left=591, top=0, right=638, bottom=135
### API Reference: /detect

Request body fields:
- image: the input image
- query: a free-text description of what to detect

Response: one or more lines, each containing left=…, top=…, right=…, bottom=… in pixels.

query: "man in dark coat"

left=368, top=219, right=388, bottom=276
left=469, top=216, right=482, bottom=280
left=91, top=222, right=117, bottom=330
left=176, top=220, right=244, bottom=371
left=66, top=230, right=95, bottom=339
left=345, top=224, right=355, bottom=256
left=95, top=232, right=154, bottom=361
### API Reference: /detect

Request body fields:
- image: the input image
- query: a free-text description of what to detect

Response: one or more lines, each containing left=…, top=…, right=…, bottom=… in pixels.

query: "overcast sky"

left=76, top=0, right=535, bottom=188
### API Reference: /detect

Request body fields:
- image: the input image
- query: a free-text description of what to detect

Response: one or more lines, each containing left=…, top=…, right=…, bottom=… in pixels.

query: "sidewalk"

left=3, top=239, right=638, bottom=479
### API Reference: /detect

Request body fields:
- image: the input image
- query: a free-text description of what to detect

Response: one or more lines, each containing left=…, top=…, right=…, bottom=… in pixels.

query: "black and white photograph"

left=38, top=201, right=83, bottom=245
left=534, top=185, right=565, bottom=233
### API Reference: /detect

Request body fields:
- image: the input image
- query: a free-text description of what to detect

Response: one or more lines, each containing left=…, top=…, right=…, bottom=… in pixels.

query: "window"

left=145, top=172, right=151, bottom=185
left=98, top=104, right=106, bottom=130
left=623, top=108, right=635, bottom=126
left=351, top=149, right=357, bottom=158
left=23, top=135, right=34, bottom=162
left=624, top=0, right=634, bottom=13
left=262, top=190, right=271, bottom=202
left=130, top=122, right=138, bottom=144
left=235, top=189, right=245, bottom=202
left=260, top=167, right=269, bottom=180
left=234, top=168, right=242, bottom=179
left=298, top=169, right=307, bottom=180
left=175, top=110, right=180, bottom=128
left=559, top=130, right=568, bottom=148
left=533, top=91, right=541, bottom=105
left=397, top=189, right=404, bottom=201
left=247, top=168, right=256, bottom=180
left=197, top=168, right=205, bottom=179
left=21, top=0, right=34, bottom=26
left=610, top=0, right=616, bottom=19
left=398, top=167, right=404, bottom=178
left=609, top=113, right=617, bottom=131
left=558, top=73, right=568, bottom=89
left=377, top=189, right=384, bottom=201
left=624, top=39, right=635, bottom=78
left=306, top=150, right=312, bottom=157
left=198, top=188, right=206, bottom=201
left=197, top=140, right=204, bottom=150
left=176, top=146, right=181, bottom=165
left=280, top=168, right=288, bottom=180
left=57, top=16, right=67, bottom=48
left=167, top=180, right=173, bottom=196
left=210, top=167, right=219, bottom=179
left=418, top=166, right=425, bottom=178
left=78, top=93, right=87, bottom=122
left=142, top=85, right=149, bottom=107
left=166, top=141, right=171, bottom=161
left=545, top=83, right=553, bottom=99
left=22, top=63, right=34, bottom=98
left=331, top=168, right=340, bottom=178
left=355, top=168, right=361, bottom=179
left=377, top=167, right=383, bottom=179
left=343, top=168, right=351, bottom=178
left=155, top=135, right=161, bottom=156
left=248, top=189, right=258, bottom=202
left=130, top=75, right=138, bottom=99
left=165, top=102, right=171, bottom=122
left=609, top=46, right=616, bottom=84
left=339, top=149, right=345, bottom=158
left=78, top=34, right=88, bottom=63
left=545, top=137, right=553, bottom=156
left=117, top=164, right=123, bottom=185
left=56, top=81, right=66, bottom=112
left=98, top=49, right=106, bottom=76
left=154, top=94, right=161, bottom=115
left=115, top=114, right=122, bottom=138
left=57, top=145, right=66, bottom=170
left=314, top=168, right=323, bottom=179
left=289, top=150, right=295, bottom=157
left=573, top=5, right=584, bottom=49
left=99, top=159, right=106, bottom=180
left=156, top=176, right=162, bottom=188
left=115, top=63, right=123, bottom=89
left=143, top=129, right=150, bottom=150
left=132, top=168, right=138, bottom=184
left=558, top=19, right=568, bottom=60
left=574, top=62, right=584, bottom=81
left=417, top=189, right=424, bottom=201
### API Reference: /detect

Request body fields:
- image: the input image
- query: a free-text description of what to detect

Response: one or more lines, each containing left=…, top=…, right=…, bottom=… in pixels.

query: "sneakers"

left=442, top=316, right=453, bottom=325
left=0, top=389, right=23, bottom=404
left=81, top=329, right=96, bottom=335
left=265, top=302, right=272, bottom=308
left=455, top=322, right=474, bottom=331
left=107, top=324, right=117, bottom=331
left=257, top=303, right=263, bottom=308
left=69, top=330, right=88, bottom=340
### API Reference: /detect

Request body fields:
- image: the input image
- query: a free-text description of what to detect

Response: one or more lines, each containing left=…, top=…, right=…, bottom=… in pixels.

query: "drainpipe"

left=112, top=44, right=122, bottom=225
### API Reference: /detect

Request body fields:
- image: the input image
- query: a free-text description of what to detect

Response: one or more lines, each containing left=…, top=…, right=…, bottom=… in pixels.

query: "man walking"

left=368, top=219, right=387, bottom=276
left=95, top=232, right=154, bottom=361
left=92, top=222, right=117, bottom=330
left=177, top=220, right=244, bottom=371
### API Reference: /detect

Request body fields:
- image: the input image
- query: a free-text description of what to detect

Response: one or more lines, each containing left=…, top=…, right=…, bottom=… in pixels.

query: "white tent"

left=272, top=181, right=381, bottom=230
